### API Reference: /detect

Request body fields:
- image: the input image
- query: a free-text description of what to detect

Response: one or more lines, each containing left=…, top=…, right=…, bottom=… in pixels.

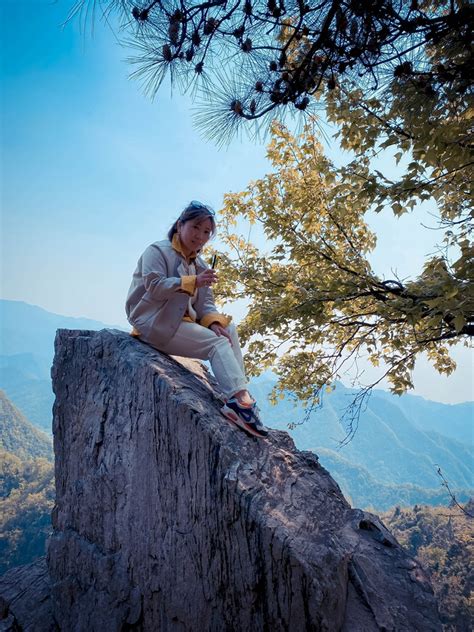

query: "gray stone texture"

left=1, top=329, right=442, bottom=631
left=0, top=557, right=57, bottom=631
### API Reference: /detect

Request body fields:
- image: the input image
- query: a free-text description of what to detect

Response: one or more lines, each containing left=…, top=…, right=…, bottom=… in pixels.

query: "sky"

left=1, top=0, right=472, bottom=403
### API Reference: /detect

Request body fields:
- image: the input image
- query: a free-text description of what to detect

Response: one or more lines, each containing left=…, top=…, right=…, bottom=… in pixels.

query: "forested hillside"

left=0, top=390, right=53, bottom=460
left=318, top=448, right=470, bottom=511
left=382, top=503, right=473, bottom=632
left=0, top=449, right=55, bottom=574
left=252, top=376, right=473, bottom=510
left=0, top=390, right=54, bottom=573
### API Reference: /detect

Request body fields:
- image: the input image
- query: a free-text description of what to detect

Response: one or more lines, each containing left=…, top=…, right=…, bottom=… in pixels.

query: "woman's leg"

left=225, top=323, right=246, bottom=374
left=224, top=323, right=254, bottom=405
left=144, top=321, right=268, bottom=436
left=148, top=321, right=249, bottom=399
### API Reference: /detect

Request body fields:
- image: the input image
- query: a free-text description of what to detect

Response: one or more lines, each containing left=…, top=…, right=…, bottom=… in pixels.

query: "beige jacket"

left=125, top=237, right=230, bottom=348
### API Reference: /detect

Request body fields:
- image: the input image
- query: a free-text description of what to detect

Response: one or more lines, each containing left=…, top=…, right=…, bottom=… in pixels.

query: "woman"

left=125, top=200, right=268, bottom=438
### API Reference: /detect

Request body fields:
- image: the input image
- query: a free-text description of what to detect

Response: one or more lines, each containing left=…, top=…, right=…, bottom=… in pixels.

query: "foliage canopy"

left=0, top=449, right=54, bottom=573
left=214, top=117, right=473, bottom=427
left=192, top=0, right=473, bottom=423
left=382, top=503, right=474, bottom=631
left=71, top=0, right=473, bottom=143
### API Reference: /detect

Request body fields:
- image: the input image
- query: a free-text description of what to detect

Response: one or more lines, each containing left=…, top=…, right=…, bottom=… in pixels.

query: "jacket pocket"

left=130, top=296, right=164, bottom=327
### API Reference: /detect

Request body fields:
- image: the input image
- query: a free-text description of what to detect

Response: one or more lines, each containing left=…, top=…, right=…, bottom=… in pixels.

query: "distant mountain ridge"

left=318, top=449, right=470, bottom=510
left=0, top=389, right=52, bottom=461
left=0, top=299, right=123, bottom=432
left=0, top=299, right=472, bottom=510
left=377, top=389, right=473, bottom=446
left=0, top=299, right=122, bottom=359
left=250, top=374, right=473, bottom=510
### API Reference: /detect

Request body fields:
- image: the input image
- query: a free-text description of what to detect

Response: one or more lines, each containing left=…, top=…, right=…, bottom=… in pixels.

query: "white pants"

left=147, top=321, right=248, bottom=398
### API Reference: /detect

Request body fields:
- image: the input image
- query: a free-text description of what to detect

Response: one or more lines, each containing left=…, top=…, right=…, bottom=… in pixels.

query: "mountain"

left=0, top=299, right=119, bottom=359
left=0, top=389, right=53, bottom=461
left=0, top=353, right=54, bottom=434
left=5, top=327, right=438, bottom=631
left=318, top=448, right=470, bottom=511
left=381, top=503, right=474, bottom=632
left=0, top=448, right=55, bottom=574
left=249, top=374, right=473, bottom=510
left=377, top=389, right=473, bottom=446
left=0, top=299, right=472, bottom=511
left=0, top=299, right=123, bottom=433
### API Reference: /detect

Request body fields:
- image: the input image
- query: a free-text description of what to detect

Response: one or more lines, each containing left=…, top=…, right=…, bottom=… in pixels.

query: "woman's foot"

left=221, top=397, right=268, bottom=438
left=232, top=389, right=255, bottom=407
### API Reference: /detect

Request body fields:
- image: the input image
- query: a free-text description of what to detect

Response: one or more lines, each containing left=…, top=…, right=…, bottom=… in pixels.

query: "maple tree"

left=213, top=115, right=472, bottom=425
left=202, top=2, right=472, bottom=422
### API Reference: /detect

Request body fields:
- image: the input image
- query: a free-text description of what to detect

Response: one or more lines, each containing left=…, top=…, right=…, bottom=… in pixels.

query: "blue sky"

left=1, top=0, right=472, bottom=403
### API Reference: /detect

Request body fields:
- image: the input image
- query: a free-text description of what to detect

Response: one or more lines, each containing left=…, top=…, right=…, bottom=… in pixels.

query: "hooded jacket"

left=125, top=236, right=230, bottom=348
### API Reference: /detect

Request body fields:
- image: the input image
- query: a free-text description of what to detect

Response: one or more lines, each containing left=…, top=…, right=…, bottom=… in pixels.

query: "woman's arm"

left=199, top=288, right=232, bottom=329
left=141, top=244, right=188, bottom=301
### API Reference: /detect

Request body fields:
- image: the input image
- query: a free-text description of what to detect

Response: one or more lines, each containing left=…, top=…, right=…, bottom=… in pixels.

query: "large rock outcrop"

left=0, top=558, right=55, bottom=632
left=2, top=329, right=442, bottom=630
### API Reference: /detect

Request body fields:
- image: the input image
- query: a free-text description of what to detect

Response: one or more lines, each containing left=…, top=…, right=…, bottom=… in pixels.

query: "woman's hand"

left=196, top=269, right=218, bottom=288
left=210, top=323, right=233, bottom=345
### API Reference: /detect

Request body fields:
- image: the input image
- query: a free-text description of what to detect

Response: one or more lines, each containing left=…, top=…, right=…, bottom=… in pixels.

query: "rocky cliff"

left=1, top=329, right=442, bottom=631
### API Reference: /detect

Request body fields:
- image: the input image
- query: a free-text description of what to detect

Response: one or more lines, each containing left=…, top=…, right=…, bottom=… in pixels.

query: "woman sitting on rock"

left=125, top=200, right=268, bottom=438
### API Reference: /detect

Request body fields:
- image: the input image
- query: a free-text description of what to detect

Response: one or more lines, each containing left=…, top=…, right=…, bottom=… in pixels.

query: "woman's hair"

left=167, top=201, right=217, bottom=241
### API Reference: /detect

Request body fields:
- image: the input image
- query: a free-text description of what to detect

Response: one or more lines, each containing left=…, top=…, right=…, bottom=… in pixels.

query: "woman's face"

left=179, top=216, right=213, bottom=254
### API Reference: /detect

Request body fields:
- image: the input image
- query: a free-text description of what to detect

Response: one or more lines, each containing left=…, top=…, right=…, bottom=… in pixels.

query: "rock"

left=0, top=557, right=57, bottom=631
left=1, top=329, right=443, bottom=631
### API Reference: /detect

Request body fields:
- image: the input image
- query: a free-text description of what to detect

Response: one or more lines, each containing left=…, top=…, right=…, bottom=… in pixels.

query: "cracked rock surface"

left=0, top=557, right=57, bottom=631
left=1, top=329, right=442, bottom=631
